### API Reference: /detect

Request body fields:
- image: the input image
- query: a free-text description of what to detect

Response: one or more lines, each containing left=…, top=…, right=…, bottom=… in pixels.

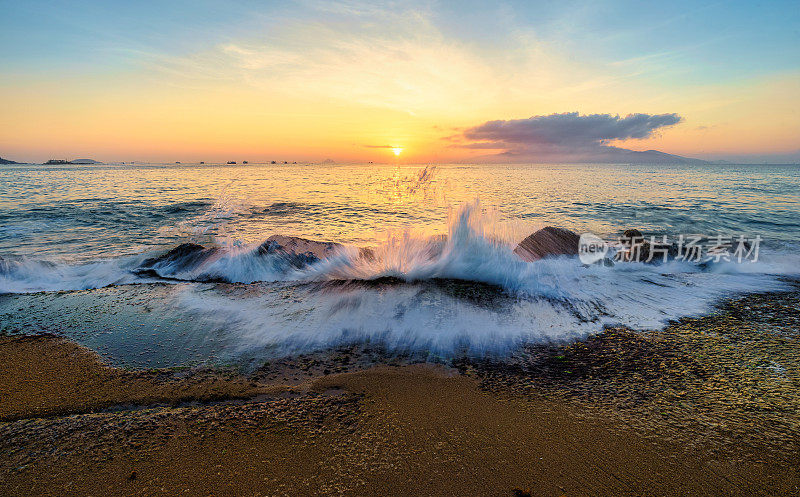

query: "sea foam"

left=1, top=200, right=798, bottom=357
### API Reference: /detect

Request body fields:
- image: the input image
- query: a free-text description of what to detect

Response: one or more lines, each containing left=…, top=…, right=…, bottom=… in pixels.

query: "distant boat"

left=227, top=161, right=236, bottom=164
left=200, top=161, right=205, bottom=164
left=271, top=161, right=276, bottom=164
left=243, top=161, right=248, bottom=164
left=175, top=161, right=181, bottom=164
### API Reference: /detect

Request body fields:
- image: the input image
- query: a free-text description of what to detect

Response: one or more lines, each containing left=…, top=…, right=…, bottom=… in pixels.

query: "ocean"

left=1, top=162, right=799, bottom=368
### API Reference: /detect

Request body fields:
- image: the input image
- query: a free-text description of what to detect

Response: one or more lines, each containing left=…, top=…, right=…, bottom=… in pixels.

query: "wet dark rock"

left=513, top=227, right=580, bottom=262
left=260, top=235, right=342, bottom=260
left=256, top=240, right=319, bottom=269
left=256, top=235, right=343, bottom=269
left=622, top=228, right=642, bottom=240
left=617, top=229, right=678, bottom=263
left=140, top=243, right=208, bottom=266
left=135, top=243, right=216, bottom=276
left=134, top=236, right=344, bottom=281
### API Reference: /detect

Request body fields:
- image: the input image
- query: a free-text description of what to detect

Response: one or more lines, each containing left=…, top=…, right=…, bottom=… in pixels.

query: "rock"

left=617, top=229, right=678, bottom=263
left=137, top=237, right=344, bottom=279
left=255, top=240, right=319, bottom=269
left=256, top=235, right=344, bottom=270
left=136, top=243, right=216, bottom=275
left=260, top=235, right=342, bottom=260
left=513, top=227, right=581, bottom=262
left=622, top=228, right=643, bottom=240
left=142, top=242, right=209, bottom=264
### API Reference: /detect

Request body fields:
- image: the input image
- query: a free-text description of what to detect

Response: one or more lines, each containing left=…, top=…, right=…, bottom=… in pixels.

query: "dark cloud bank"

left=455, top=112, right=706, bottom=164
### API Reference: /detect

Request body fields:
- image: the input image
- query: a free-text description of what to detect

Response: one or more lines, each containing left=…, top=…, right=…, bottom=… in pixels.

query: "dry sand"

left=0, top=333, right=797, bottom=496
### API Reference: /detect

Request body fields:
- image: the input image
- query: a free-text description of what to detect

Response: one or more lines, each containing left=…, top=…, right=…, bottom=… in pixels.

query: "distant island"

left=606, top=148, right=708, bottom=165
left=44, top=159, right=101, bottom=165
left=0, top=156, right=20, bottom=165
left=470, top=147, right=710, bottom=165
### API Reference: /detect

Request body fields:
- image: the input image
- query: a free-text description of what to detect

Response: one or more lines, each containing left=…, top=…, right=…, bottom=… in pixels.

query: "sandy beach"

left=2, top=290, right=798, bottom=496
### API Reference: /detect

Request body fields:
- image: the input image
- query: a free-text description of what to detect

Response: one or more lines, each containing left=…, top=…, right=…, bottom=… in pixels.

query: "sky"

left=0, top=0, right=798, bottom=163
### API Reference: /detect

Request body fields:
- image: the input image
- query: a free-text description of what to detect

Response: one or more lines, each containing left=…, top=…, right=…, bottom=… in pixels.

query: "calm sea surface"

left=1, top=162, right=798, bottom=262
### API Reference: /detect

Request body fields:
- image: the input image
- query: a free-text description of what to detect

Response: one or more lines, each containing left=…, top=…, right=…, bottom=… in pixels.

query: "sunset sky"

left=1, top=0, right=798, bottom=163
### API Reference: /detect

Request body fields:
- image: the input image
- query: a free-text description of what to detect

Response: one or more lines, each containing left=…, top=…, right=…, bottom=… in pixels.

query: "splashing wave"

left=2, top=200, right=798, bottom=356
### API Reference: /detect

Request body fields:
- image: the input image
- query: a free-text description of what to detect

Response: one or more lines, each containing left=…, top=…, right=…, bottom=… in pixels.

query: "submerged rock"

left=513, top=227, right=580, bottom=262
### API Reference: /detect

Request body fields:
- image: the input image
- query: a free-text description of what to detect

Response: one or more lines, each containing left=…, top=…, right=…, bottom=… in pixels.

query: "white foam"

left=164, top=201, right=799, bottom=357
left=2, top=200, right=797, bottom=357
left=0, top=256, right=142, bottom=294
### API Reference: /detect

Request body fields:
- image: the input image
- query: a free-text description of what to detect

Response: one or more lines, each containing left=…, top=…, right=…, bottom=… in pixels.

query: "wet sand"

left=1, top=332, right=797, bottom=496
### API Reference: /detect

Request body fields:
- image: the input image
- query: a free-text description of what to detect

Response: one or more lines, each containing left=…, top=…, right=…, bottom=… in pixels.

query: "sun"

left=392, top=147, right=403, bottom=156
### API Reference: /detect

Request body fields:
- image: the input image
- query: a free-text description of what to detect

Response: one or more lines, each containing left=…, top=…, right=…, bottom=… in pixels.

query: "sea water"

left=1, top=162, right=799, bottom=367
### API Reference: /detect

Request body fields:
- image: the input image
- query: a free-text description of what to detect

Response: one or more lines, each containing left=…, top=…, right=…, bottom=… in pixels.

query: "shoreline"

left=2, top=287, right=799, bottom=496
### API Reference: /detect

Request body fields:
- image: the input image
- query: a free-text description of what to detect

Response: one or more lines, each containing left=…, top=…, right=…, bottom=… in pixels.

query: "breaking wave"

left=2, top=200, right=799, bottom=356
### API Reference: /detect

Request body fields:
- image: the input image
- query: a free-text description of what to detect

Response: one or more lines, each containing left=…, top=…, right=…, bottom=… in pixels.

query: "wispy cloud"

left=142, top=1, right=631, bottom=118
left=144, top=3, right=505, bottom=117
